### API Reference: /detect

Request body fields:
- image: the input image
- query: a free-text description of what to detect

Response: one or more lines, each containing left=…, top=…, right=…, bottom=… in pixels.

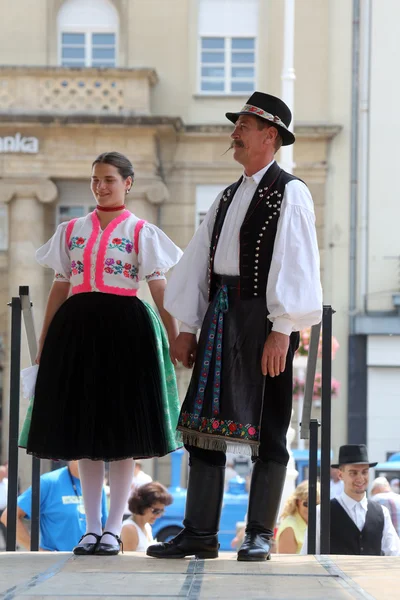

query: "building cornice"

left=184, top=123, right=342, bottom=140
left=0, top=113, right=183, bottom=131
left=0, top=65, right=159, bottom=84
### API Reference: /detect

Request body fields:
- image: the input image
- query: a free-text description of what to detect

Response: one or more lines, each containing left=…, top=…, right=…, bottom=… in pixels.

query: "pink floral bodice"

left=36, top=210, right=182, bottom=296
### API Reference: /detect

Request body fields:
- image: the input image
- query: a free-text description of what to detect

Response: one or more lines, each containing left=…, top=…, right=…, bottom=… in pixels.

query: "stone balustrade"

left=0, top=66, right=158, bottom=116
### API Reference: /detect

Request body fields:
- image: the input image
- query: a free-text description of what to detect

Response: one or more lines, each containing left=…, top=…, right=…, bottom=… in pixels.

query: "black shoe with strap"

left=237, top=460, right=286, bottom=562
left=73, top=532, right=101, bottom=556
left=94, top=531, right=123, bottom=556
left=147, top=457, right=224, bottom=559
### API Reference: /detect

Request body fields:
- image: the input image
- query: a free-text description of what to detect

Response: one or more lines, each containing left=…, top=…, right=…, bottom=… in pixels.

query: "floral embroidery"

left=55, top=272, right=68, bottom=280
left=178, top=412, right=259, bottom=442
left=145, top=270, right=166, bottom=281
left=108, top=237, right=133, bottom=254
left=104, top=258, right=138, bottom=280
left=71, top=261, right=84, bottom=275
left=69, top=236, right=86, bottom=250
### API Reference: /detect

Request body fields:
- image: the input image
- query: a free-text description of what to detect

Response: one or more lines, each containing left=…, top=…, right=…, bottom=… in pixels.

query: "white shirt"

left=164, top=161, right=322, bottom=335
left=0, top=478, right=8, bottom=511
left=121, top=518, right=154, bottom=552
left=36, top=211, right=182, bottom=293
left=301, top=492, right=400, bottom=556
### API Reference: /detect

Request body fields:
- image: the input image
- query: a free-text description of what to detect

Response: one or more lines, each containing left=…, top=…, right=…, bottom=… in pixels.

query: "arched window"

left=58, top=0, right=119, bottom=68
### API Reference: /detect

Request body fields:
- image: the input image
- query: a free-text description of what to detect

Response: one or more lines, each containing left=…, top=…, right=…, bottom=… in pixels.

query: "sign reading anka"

left=0, top=133, right=39, bottom=154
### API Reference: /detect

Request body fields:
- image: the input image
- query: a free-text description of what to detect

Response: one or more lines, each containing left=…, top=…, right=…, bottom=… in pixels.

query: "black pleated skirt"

left=26, top=292, right=169, bottom=461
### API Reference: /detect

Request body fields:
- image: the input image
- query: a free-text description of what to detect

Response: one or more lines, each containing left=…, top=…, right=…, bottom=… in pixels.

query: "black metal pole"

left=308, top=419, right=320, bottom=555
left=320, top=305, right=333, bottom=554
left=6, top=297, right=22, bottom=551
left=30, top=457, right=41, bottom=551
left=19, top=286, right=41, bottom=551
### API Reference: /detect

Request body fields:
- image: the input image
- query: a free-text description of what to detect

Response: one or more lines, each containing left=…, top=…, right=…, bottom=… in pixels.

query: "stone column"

left=1, top=178, right=57, bottom=485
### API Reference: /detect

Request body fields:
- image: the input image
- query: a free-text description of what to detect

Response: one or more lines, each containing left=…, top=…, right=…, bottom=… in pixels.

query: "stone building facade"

left=0, top=0, right=350, bottom=487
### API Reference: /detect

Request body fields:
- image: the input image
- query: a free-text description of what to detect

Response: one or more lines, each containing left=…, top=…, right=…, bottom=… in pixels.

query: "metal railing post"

left=320, top=305, right=334, bottom=554
left=300, top=322, right=321, bottom=441
left=6, top=297, right=22, bottom=551
left=307, top=419, right=320, bottom=554
left=19, top=286, right=40, bottom=552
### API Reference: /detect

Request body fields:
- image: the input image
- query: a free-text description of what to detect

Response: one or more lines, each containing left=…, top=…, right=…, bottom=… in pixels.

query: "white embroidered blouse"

left=36, top=210, right=183, bottom=296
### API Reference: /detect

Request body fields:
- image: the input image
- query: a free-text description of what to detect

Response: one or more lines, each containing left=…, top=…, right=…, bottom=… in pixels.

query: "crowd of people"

left=1, top=90, right=399, bottom=559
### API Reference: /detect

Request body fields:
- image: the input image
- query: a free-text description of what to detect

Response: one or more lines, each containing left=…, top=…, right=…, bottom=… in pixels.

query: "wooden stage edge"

left=0, top=552, right=398, bottom=600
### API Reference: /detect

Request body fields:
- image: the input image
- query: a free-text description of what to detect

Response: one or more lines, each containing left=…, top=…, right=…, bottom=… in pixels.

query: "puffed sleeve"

left=267, top=180, right=323, bottom=335
left=138, top=223, right=183, bottom=282
left=35, top=222, right=70, bottom=282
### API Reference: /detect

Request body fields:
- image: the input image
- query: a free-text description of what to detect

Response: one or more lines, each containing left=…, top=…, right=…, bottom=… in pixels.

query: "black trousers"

left=187, top=331, right=299, bottom=467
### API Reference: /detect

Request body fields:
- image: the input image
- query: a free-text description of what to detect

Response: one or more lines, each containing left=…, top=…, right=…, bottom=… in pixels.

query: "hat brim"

left=331, top=461, right=378, bottom=469
left=225, top=111, right=295, bottom=146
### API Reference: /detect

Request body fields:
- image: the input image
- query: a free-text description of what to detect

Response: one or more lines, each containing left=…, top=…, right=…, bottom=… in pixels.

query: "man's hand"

left=261, top=331, right=290, bottom=377
left=172, top=333, right=198, bottom=369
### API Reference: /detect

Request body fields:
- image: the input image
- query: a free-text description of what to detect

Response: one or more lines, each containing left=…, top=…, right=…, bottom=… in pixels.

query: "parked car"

left=152, top=449, right=249, bottom=551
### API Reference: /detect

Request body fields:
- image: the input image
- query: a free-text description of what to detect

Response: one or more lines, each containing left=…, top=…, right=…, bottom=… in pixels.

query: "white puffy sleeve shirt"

left=36, top=212, right=182, bottom=293
left=164, top=174, right=322, bottom=334
left=36, top=221, right=70, bottom=282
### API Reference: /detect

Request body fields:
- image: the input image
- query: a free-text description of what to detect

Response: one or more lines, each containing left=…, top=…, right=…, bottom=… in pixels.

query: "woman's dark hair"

left=92, top=152, right=134, bottom=186
left=128, top=481, right=173, bottom=515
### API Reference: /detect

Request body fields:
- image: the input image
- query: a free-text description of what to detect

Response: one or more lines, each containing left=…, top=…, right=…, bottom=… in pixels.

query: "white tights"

left=78, top=458, right=134, bottom=545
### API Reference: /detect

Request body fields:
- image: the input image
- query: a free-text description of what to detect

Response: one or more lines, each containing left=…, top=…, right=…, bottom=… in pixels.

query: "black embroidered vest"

left=208, top=161, right=301, bottom=301
left=330, top=498, right=384, bottom=555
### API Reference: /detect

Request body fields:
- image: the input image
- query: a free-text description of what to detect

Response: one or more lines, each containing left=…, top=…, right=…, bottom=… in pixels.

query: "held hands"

left=261, top=331, right=290, bottom=377
left=170, top=333, right=198, bottom=369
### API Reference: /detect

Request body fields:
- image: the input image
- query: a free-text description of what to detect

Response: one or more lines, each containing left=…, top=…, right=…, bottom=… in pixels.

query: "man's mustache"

left=222, top=140, right=245, bottom=156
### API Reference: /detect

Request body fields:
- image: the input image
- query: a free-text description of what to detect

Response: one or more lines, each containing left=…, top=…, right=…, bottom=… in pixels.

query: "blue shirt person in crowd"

left=1, top=461, right=108, bottom=551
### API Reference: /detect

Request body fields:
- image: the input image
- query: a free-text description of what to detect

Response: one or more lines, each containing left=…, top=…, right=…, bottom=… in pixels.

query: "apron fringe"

left=176, top=429, right=259, bottom=457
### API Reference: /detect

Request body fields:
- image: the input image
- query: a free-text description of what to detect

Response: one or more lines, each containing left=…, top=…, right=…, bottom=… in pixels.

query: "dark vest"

left=208, top=161, right=300, bottom=301
left=330, top=498, right=384, bottom=555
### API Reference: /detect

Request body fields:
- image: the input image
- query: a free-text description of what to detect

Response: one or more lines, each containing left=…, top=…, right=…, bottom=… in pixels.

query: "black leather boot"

left=146, top=456, right=224, bottom=559
left=237, top=460, right=286, bottom=562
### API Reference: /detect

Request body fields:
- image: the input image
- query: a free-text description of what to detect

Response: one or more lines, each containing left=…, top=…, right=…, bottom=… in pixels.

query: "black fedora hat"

left=225, top=91, right=295, bottom=146
left=331, top=444, right=377, bottom=469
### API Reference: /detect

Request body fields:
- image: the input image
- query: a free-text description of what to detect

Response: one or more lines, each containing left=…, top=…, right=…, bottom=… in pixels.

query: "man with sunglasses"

left=301, top=445, right=400, bottom=555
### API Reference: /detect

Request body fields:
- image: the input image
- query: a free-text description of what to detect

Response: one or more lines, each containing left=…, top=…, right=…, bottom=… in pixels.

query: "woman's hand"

left=35, top=340, right=44, bottom=365
left=168, top=335, right=179, bottom=366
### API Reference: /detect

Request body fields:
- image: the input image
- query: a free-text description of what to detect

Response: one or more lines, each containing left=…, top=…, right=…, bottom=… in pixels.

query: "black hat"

left=331, top=444, right=377, bottom=469
left=225, top=91, right=295, bottom=146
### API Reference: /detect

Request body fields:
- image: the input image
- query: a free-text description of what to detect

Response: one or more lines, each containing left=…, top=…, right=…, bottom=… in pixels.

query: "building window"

left=200, top=37, right=255, bottom=94
left=61, top=32, right=116, bottom=67
left=58, top=0, right=119, bottom=68
left=198, top=0, right=258, bottom=95
left=57, top=204, right=96, bottom=225
left=196, top=185, right=227, bottom=229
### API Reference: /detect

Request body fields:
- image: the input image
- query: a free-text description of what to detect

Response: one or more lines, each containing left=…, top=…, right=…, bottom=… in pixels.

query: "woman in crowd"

left=121, top=482, right=173, bottom=551
left=23, top=151, right=182, bottom=556
left=276, top=480, right=320, bottom=554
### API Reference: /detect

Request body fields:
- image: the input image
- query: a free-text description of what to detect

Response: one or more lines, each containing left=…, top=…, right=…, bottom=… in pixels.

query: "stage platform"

left=0, top=552, right=398, bottom=600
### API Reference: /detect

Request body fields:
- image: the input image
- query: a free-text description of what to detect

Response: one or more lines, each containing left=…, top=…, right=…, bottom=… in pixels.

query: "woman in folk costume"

left=147, top=92, right=322, bottom=562
left=24, top=151, right=182, bottom=556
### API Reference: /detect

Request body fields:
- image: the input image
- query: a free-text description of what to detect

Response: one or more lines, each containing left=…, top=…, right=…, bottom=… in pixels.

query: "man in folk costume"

left=147, top=92, right=322, bottom=561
